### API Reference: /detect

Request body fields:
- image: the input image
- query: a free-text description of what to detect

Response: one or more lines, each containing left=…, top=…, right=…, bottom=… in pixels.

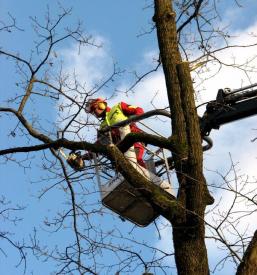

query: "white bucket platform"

left=94, top=126, right=175, bottom=227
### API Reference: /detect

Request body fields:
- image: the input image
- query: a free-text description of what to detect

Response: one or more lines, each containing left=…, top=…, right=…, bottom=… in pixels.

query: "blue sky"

left=1, top=1, right=257, bottom=274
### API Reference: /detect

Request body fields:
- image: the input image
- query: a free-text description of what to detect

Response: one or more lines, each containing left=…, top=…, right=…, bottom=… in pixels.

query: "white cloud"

left=194, top=21, right=257, bottom=114
left=118, top=72, right=168, bottom=109
left=56, top=36, right=114, bottom=142
left=59, top=36, right=113, bottom=89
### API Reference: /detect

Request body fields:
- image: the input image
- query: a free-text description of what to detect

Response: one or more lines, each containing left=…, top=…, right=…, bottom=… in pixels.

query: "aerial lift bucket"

left=94, top=125, right=175, bottom=227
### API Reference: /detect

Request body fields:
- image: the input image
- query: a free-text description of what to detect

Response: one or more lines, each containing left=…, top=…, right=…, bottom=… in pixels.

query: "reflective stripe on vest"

left=100, top=103, right=128, bottom=129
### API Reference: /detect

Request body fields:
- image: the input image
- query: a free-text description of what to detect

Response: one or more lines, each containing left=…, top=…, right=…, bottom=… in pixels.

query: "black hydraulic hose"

left=230, top=82, right=257, bottom=94
left=100, top=109, right=213, bottom=150
left=202, top=136, right=213, bottom=151
left=154, top=135, right=213, bottom=169
left=98, top=109, right=214, bottom=170
left=98, top=109, right=171, bottom=133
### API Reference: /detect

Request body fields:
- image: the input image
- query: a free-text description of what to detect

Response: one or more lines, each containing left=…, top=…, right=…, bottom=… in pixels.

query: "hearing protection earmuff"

left=97, top=102, right=106, bottom=110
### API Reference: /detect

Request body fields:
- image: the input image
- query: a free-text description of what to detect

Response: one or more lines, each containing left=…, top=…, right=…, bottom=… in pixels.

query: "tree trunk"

left=154, top=1, right=210, bottom=274
left=236, top=230, right=257, bottom=275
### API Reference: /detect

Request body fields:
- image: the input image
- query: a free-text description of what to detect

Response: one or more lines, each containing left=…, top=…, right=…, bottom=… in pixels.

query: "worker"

left=67, top=98, right=146, bottom=170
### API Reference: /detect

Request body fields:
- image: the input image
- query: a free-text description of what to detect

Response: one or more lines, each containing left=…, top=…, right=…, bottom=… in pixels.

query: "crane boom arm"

left=200, top=84, right=257, bottom=136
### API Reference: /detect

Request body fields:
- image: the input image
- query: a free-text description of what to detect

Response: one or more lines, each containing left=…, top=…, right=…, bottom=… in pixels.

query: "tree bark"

left=153, top=0, right=188, bottom=208
left=154, top=1, right=210, bottom=274
left=173, top=62, right=209, bottom=275
left=236, top=230, right=257, bottom=275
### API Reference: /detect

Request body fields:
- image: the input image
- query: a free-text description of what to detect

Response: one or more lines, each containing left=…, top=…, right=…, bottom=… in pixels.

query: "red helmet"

left=85, top=98, right=107, bottom=113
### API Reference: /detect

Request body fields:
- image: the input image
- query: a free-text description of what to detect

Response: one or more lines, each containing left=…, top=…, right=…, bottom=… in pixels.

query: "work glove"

left=67, top=151, right=85, bottom=171
left=82, top=151, right=94, bottom=160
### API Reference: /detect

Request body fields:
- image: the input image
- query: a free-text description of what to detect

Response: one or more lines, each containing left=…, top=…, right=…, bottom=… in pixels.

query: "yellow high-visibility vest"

left=100, top=103, right=128, bottom=129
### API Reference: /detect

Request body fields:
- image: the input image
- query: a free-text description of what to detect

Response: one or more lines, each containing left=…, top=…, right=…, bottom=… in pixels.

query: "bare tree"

left=1, top=1, right=257, bottom=274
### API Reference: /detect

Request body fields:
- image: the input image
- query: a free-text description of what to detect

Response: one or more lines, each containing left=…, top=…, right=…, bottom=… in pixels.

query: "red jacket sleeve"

left=120, top=102, right=144, bottom=116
